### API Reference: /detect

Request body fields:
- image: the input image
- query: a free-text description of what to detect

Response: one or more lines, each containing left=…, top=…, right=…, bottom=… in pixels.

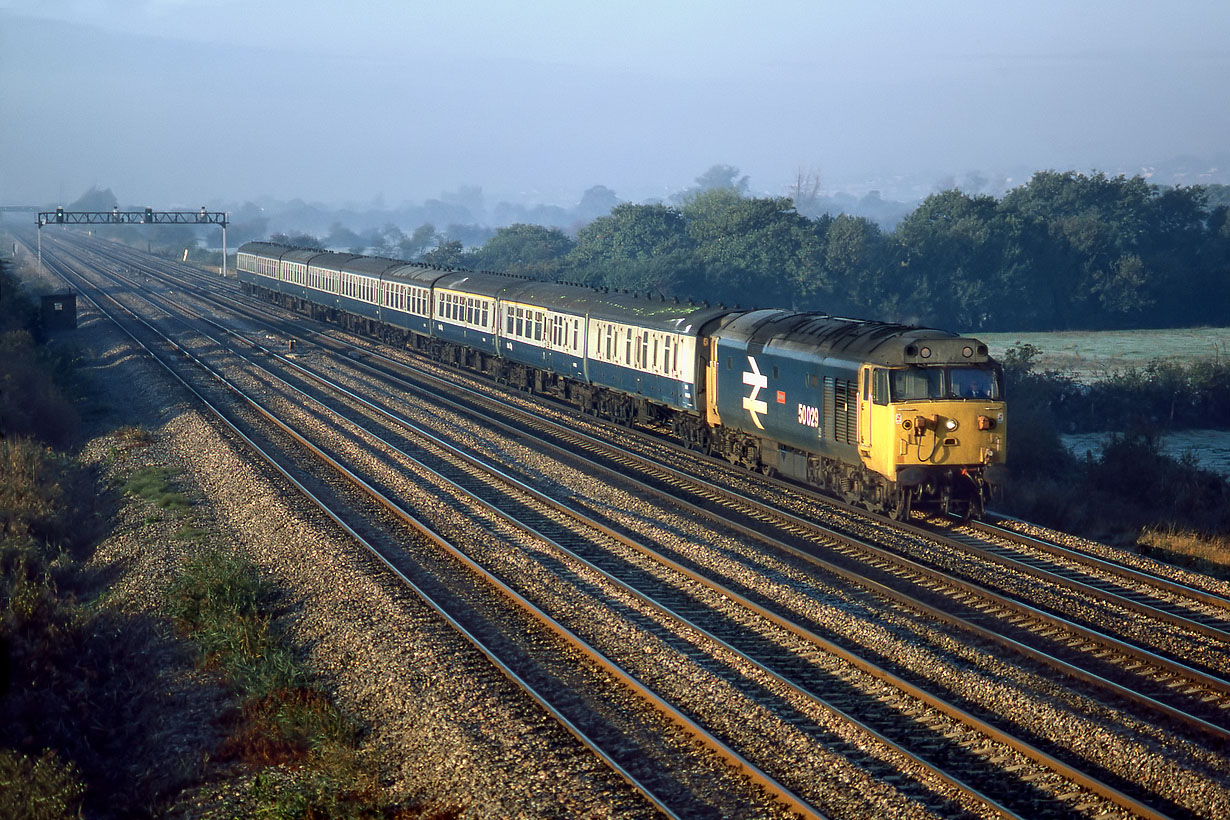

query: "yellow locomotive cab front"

left=858, top=362, right=1006, bottom=513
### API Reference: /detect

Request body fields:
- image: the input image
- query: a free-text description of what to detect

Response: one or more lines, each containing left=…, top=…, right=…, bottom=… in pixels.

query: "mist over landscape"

left=3, top=2, right=1229, bottom=223
left=4, top=2, right=1230, bottom=335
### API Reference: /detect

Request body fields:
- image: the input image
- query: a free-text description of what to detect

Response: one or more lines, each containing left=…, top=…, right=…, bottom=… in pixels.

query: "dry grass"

left=1138, top=527, right=1230, bottom=577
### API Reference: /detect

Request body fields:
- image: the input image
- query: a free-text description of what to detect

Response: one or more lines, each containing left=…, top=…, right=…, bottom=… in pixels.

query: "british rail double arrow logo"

left=743, top=356, right=768, bottom=430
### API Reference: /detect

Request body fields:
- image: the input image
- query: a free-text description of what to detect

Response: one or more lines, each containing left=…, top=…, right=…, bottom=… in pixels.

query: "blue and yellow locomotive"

left=237, top=241, right=1006, bottom=518
left=708, top=310, right=1005, bottom=519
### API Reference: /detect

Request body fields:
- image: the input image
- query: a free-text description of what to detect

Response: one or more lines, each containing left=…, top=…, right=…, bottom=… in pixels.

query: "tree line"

left=273, top=170, right=1229, bottom=333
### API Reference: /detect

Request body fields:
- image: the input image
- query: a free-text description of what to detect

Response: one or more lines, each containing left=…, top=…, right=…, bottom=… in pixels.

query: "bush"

left=998, top=343, right=1078, bottom=479
left=1063, top=358, right=1230, bottom=433
left=0, top=748, right=86, bottom=820
left=0, top=331, right=80, bottom=449
left=1084, top=433, right=1230, bottom=532
left=997, top=344, right=1230, bottom=543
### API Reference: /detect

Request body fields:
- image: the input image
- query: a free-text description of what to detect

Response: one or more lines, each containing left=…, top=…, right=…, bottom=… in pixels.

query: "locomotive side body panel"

left=712, top=332, right=862, bottom=465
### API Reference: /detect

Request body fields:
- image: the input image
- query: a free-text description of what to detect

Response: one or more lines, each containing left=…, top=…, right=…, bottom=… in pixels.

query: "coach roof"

left=498, top=280, right=735, bottom=335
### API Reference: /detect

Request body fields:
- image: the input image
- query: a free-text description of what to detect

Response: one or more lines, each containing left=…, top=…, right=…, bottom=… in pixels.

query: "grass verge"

left=1138, top=527, right=1230, bottom=578
left=166, top=550, right=419, bottom=819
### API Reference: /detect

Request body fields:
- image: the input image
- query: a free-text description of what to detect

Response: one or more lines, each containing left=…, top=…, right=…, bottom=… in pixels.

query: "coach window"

left=663, top=336, right=672, bottom=376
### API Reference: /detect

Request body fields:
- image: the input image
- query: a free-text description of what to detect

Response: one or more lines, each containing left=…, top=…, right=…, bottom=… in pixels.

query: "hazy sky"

left=2, top=0, right=1228, bottom=209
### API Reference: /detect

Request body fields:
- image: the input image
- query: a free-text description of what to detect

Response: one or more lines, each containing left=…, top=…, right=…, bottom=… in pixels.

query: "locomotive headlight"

left=944, top=417, right=959, bottom=432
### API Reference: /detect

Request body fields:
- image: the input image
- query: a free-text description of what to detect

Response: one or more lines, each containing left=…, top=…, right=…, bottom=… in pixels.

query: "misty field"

left=977, top=326, right=1230, bottom=382
left=977, top=326, right=1230, bottom=475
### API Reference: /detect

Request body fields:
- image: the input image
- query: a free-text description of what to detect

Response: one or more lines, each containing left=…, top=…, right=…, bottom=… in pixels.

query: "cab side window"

left=872, top=369, right=889, bottom=406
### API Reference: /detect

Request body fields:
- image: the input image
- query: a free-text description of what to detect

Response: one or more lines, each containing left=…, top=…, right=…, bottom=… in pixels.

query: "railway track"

left=30, top=231, right=1230, bottom=818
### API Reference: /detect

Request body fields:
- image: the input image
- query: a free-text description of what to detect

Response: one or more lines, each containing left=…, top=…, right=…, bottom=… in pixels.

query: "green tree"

left=823, top=214, right=898, bottom=320
left=575, top=185, right=620, bottom=221
left=470, top=224, right=574, bottom=279
left=269, top=232, right=321, bottom=248
left=399, top=223, right=437, bottom=259
left=421, top=239, right=471, bottom=269
left=893, top=189, right=1022, bottom=328
left=672, top=164, right=750, bottom=204
left=999, top=171, right=1167, bottom=327
left=681, top=189, right=825, bottom=309
left=325, top=222, right=364, bottom=253
left=67, top=186, right=118, bottom=211
left=1140, top=185, right=1213, bottom=324
left=567, top=203, right=700, bottom=296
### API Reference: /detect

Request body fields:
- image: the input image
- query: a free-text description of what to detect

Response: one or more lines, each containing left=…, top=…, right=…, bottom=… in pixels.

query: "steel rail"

left=35, top=241, right=693, bottom=820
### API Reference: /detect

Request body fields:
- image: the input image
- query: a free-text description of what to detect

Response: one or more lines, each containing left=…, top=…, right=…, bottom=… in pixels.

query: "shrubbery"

left=0, top=259, right=80, bottom=449
left=998, top=343, right=1230, bottom=552
left=0, top=251, right=432, bottom=819
left=1062, top=359, right=1230, bottom=432
left=0, top=439, right=144, bottom=819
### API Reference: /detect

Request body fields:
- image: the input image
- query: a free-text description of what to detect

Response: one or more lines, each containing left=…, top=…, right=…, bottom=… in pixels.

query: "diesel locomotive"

left=237, top=241, right=1007, bottom=519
